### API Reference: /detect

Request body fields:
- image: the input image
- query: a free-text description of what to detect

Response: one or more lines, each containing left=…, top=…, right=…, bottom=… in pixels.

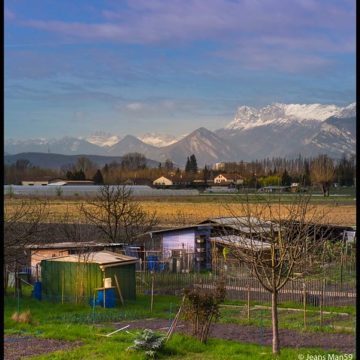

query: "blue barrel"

left=96, top=288, right=116, bottom=308
left=32, top=281, right=42, bottom=301
left=159, top=262, right=166, bottom=272
left=147, top=256, right=158, bottom=271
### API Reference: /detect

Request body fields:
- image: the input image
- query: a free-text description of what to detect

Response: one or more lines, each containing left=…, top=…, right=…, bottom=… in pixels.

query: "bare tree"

left=4, top=198, right=49, bottom=295
left=310, top=154, right=335, bottom=196
left=222, top=193, right=331, bottom=354
left=79, top=185, right=158, bottom=244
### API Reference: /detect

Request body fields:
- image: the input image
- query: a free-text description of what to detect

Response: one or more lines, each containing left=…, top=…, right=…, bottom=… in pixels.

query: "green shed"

left=40, top=251, right=138, bottom=304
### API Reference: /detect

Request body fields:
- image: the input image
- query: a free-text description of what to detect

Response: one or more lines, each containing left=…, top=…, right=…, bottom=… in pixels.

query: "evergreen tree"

left=93, top=169, right=104, bottom=185
left=281, top=169, right=292, bottom=186
left=302, top=160, right=311, bottom=187
left=66, top=171, right=74, bottom=180
left=203, top=165, right=210, bottom=183
left=189, top=154, right=198, bottom=173
left=185, top=157, right=191, bottom=173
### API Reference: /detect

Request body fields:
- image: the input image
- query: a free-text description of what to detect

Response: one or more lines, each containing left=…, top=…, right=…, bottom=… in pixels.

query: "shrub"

left=182, top=277, right=226, bottom=343
left=127, top=328, right=166, bottom=358
left=11, top=310, right=32, bottom=324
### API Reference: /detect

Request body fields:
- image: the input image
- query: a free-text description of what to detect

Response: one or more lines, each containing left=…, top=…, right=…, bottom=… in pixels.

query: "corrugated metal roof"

left=211, top=236, right=271, bottom=250
left=26, top=242, right=125, bottom=249
left=42, top=250, right=138, bottom=265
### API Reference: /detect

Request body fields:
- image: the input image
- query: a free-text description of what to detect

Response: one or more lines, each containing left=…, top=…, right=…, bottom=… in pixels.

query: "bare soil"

left=4, top=335, right=81, bottom=360
left=113, top=318, right=355, bottom=354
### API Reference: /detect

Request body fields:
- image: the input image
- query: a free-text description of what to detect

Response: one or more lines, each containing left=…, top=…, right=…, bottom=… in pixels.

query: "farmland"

left=4, top=195, right=356, bottom=226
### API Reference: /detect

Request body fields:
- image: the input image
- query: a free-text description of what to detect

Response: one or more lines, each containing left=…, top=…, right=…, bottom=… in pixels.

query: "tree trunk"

left=271, top=291, right=280, bottom=354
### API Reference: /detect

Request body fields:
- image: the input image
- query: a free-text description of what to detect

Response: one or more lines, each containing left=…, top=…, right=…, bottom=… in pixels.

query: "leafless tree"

left=310, top=154, right=335, bottom=196
left=222, top=193, right=331, bottom=354
left=79, top=185, right=158, bottom=245
left=4, top=198, right=49, bottom=295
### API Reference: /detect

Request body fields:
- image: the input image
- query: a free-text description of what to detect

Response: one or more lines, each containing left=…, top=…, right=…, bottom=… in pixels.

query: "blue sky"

left=5, top=0, right=355, bottom=139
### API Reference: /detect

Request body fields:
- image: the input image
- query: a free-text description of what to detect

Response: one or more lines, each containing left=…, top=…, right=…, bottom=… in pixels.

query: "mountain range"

left=5, top=102, right=356, bottom=167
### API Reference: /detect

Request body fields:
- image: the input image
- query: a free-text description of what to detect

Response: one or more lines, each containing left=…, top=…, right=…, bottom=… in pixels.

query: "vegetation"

left=182, top=278, right=226, bottom=343
left=79, top=185, right=158, bottom=244
left=127, top=329, right=166, bottom=358
left=4, top=290, right=351, bottom=359
left=224, top=193, right=333, bottom=354
left=5, top=154, right=356, bottom=189
left=310, top=155, right=335, bottom=196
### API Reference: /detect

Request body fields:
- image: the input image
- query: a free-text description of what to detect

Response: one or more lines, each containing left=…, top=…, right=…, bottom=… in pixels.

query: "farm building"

left=149, top=224, right=213, bottom=272
left=40, top=251, right=138, bottom=305
left=147, top=217, right=356, bottom=272
left=21, top=180, right=49, bottom=186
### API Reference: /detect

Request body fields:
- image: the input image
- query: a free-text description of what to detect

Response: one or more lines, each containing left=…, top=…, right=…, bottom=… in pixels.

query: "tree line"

left=4, top=153, right=356, bottom=196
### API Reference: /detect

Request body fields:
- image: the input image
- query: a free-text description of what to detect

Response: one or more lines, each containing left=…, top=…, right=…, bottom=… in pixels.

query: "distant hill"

left=4, top=152, right=159, bottom=170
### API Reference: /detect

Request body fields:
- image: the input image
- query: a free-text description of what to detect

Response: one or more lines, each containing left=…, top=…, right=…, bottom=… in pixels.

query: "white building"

left=153, top=176, right=173, bottom=186
left=214, top=174, right=244, bottom=185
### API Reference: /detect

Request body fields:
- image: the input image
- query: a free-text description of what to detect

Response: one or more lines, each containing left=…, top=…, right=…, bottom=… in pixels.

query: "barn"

left=40, top=251, right=138, bottom=305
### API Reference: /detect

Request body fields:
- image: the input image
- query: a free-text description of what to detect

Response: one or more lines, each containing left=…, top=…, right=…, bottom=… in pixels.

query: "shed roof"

left=198, top=217, right=275, bottom=232
left=26, top=242, right=125, bottom=250
left=211, top=235, right=271, bottom=250
left=41, top=250, right=138, bottom=266
left=149, top=224, right=212, bottom=235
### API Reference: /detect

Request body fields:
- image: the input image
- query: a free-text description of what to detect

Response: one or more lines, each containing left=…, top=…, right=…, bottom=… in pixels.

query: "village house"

left=213, top=174, right=244, bottom=186
left=153, top=176, right=173, bottom=186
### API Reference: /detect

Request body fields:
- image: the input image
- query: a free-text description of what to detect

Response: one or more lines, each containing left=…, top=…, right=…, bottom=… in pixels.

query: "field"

left=4, top=195, right=356, bottom=226
left=4, top=286, right=355, bottom=359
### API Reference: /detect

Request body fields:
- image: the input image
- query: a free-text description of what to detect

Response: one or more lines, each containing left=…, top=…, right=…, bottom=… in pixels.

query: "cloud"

left=10, top=0, right=353, bottom=75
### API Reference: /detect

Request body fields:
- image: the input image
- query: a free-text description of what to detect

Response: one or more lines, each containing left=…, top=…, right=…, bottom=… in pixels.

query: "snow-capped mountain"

left=226, top=103, right=355, bottom=130
left=84, top=132, right=121, bottom=147
left=137, top=133, right=181, bottom=147
left=5, top=102, right=356, bottom=164
left=218, top=102, right=356, bottom=159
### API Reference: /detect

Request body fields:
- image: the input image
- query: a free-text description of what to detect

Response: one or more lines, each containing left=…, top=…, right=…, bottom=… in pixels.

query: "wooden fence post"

left=320, top=278, right=325, bottom=327
left=150, top=272, right=154, bottom=313
left=61, top=271, right=65, bottom=304
left=303, top=282, right=306, bottom=330
left=247, top=284, right=250, bottom=322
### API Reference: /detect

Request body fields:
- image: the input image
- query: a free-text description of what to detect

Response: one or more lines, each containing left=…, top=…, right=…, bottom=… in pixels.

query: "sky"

left=5, top=0, right=356, bottom=140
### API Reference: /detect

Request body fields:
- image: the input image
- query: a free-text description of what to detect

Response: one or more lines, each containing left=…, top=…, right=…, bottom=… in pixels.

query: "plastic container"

left=147, top=256, right=159, bottom=271
left=32, top=281, right=42, bottom=301
left=96, top=288, right=116, bottom=308
left=104, top=278, right=112, bottom=288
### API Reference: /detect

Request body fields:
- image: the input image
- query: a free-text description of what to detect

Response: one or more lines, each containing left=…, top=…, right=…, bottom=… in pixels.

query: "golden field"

left=4, top=198, right=356, bottom=227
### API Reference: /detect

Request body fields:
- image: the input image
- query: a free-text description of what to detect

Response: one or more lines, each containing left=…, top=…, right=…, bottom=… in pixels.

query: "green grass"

left=4, top=288, right=354, bottom=359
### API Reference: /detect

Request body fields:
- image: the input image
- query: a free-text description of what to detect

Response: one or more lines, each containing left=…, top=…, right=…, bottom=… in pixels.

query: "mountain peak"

left=226, top=102, right=356, bottom=130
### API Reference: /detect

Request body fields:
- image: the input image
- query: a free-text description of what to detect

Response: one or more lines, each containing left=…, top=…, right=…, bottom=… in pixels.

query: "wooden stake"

left=247, top=284, right=251, bottom=322
left=320, top=278, right=325, bottom=327
left=150, top=272, right=154, bottom=313
left=303, top=282, right=307, bottom=330
left=166, top=296, right=185, bottom=342
left=114, top=274, right=124, bottom=305
left=61, top=271, right=64, bottom=304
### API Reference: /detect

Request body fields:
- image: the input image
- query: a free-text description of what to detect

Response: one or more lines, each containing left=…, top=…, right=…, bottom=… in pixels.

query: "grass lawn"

left=4, top=287, right=353, bottom=359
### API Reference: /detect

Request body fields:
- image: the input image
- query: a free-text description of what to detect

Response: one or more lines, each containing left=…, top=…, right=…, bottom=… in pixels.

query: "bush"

left=11, top=310, right=32, bottom=324
left=127, top=328, right=166, bottom=358
left=182, top=277, right=226, bottom=343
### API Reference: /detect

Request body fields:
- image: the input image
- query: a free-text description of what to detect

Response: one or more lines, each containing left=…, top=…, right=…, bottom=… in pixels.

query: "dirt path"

left=113, top=319, right=355, bottom=354
left=4, top=335, right=81, bottom=360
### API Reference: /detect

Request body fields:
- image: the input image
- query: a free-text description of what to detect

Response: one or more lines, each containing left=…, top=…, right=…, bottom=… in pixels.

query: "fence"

left=136, top=272, right=356, bottom=307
